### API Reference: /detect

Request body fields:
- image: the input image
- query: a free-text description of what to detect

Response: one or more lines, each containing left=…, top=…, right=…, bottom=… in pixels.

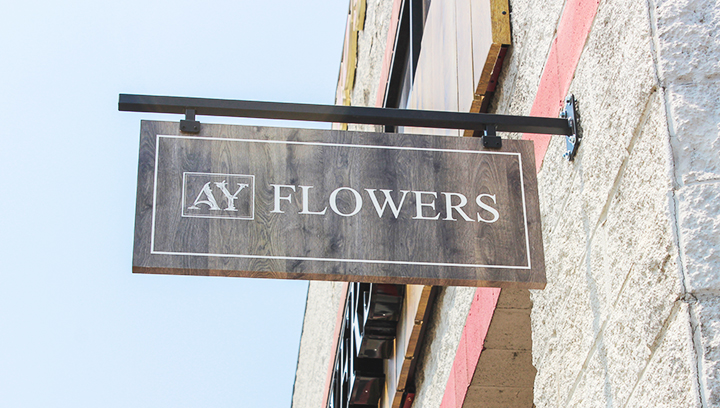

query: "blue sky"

left=0, top=1, right=348, bottom=406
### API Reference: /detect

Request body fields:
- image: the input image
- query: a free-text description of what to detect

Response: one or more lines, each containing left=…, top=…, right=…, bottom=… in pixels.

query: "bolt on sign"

left=133, top=121, right=546, bottom=288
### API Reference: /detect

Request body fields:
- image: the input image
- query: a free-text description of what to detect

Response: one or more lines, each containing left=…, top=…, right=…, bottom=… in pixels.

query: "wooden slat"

left=470, top=0, right=494, bottom=94
left=463, top=0, right=511, bottom=137
left=406, top=0, right=459, bottom=136
left=490, top=0, right=511, bottom=44
left=470, top=0, right=511, bottom=111
left=456, top=0, right=475, bottom=112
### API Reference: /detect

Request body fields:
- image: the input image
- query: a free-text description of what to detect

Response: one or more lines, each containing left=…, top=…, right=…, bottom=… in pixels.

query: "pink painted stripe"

left=525, top=0, right=600, bottom=170
left=441, top=1, right=600, bottom=407
left=439, top=288, right=500, bottom=408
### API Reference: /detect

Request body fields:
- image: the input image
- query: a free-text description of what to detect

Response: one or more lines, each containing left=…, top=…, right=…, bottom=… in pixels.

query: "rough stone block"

left=624, top=303, right=700, bottom=408
left=654, top=0, right=720, bottom=85
left=597, top=265, right=680, bottom=404
left=533, top=54, right=682, bottom=407
left=586, top=93, right=680, bottom=325
left=678, top=182, right=720, bottom=292
left=532, top=274, right=597, bottom=405
left=565, top=303, right=699, bottom=408
left=461, top=385, right=534, bottom=408
left=563, top=0, right=657, bottom=223
left=690, top=294, right=720, bottom=406
left=565, top=348, right=610, bottom=408
left=654, top=0, right=720, bottom=183
left=495, top=288, right=531, bottom=309
left=492, top=0, right=565, bottom=116
left=470, top=349, right=535, bottom=388
left=665, top=84, right=720, bottom=184
left=530, top=181, right=589, bottom=367
left=483, top=308, right=532, bottom=350
left=530, top=362, right=563, bottom=408
left=535, top=0, right=660, bottom=258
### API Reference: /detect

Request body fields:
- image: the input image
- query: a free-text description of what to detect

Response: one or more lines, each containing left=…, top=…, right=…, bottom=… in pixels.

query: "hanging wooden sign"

left=133, top=120, right=545, bottom=288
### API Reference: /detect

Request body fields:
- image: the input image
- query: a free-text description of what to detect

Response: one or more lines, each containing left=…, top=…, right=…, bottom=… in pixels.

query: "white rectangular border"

left=151, top=134, right=532, bottom=270
left=181, top=171, right=255, bottom=220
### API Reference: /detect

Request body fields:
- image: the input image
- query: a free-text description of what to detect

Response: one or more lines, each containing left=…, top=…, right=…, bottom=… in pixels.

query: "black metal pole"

left=118, top=94, right=573, bottom=136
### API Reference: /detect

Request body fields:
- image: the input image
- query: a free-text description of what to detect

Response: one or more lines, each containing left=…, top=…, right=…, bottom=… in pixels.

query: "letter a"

left=189, top=182, right=221, bottom=210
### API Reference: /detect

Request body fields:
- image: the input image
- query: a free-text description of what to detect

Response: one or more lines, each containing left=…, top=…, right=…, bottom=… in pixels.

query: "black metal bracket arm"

left=119, top=94, right=577, bottom=149
left=180, top=109, right=201, bottom=133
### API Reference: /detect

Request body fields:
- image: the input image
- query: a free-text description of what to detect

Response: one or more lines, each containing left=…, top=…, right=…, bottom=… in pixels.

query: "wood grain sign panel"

left=133, top=120, right=545, bottom=288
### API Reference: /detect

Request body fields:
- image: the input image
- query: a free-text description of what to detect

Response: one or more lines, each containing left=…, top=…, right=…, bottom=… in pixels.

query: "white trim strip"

left=158, top=134, right=522, bottom=156
left=150, top=134, right=532, bottom=269
left=150, top=250, right=533, bottom=270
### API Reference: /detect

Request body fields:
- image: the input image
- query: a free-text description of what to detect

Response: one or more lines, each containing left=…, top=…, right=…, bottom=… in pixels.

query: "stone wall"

left=349, top=0, right=394, bottom=132
left=410, top=0, right=718, bottom=406
left=655, top=0, right=720, bottom=404
left=293, top=0, right=719, bottom=406
left=350, top=0, right=395, bottom=109
left=499, top=0, right=719, bottom=406
left=413, top=286, right=477, bottom=408
left=291, top=281, right=347, bottom=408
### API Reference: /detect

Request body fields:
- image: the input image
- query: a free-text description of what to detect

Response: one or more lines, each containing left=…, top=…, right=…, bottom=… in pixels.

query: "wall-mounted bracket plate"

left=560, top=94, right=579, bottom=161
left=180, top=108, right=201, bottom=133
left=482, top=125, right=501, bottom=148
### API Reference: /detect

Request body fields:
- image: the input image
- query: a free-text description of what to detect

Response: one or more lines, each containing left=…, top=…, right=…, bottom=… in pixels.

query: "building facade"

left=293, top=0, right=720, bottom=407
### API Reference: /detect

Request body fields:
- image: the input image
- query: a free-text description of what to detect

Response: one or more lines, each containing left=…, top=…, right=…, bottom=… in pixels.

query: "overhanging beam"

left=118, top=94, right=573, bottom=136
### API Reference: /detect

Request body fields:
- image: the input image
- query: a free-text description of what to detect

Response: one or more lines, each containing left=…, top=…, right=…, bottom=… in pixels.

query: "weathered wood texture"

left=406, top=0, right=511, bottom=136
left=133, top=120, right=545, bottom=288
left=465, top=0, right=512, bottom=132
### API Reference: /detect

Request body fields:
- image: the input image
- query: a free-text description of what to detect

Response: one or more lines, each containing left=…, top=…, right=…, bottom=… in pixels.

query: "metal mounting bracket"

left=180, top=108, right=201, bottom=133
left=560, top=94, right=579, bottom=161
left=482, top=125, right=501, bottom=148
left=119, top=94, right=576, bottom=136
